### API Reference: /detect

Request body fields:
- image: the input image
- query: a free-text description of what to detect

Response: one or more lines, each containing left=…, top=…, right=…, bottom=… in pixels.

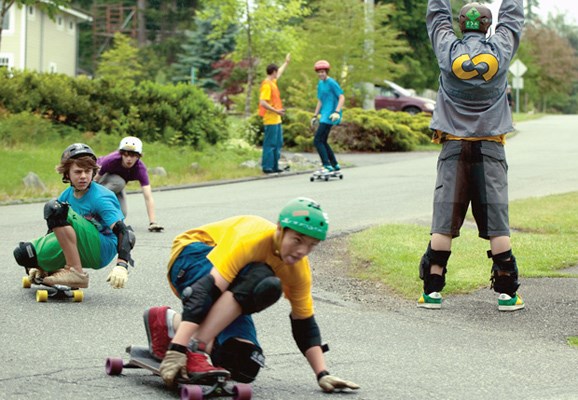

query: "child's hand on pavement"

left=106, top=264, right=128, bottom=288
left=318, top=374, right=360, bottom=393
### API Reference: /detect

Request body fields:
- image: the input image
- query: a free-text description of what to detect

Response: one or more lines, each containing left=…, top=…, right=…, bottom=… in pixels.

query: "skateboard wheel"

left=324, top=175, right=329, bottom=181
left=36, top=290, right=48, bottom=302
left=22, top=276, right=32, bottom=288
left=310, top=177, right=314, bottom=182
left=180, top=384, right=203, bottom=400
left=233, top=383, right=252, bottom=400
left=72, top=290, right=84, bottom=302
left=105, top=357, right=124, bottom=375
left=339, top=174, right=343, bottom=179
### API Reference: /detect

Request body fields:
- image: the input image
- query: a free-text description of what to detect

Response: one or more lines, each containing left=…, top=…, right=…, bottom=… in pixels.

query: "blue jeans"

left=262, top=124, right=283, bottom=172
left=169, top=242, right=259, bottom=346
left=314, top=123, right=337, bottom=167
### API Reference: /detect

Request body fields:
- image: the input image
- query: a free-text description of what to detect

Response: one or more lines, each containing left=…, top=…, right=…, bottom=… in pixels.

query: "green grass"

left=347, top=192, right=578, bottom=299
left=567, top=337, right=578, bottom=348
left=0, top=131, right=263, bottom=204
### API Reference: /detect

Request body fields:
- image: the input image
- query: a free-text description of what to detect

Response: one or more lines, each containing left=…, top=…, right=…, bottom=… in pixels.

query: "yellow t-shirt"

left=259, top=79, right=282, bottom=125
left=168, top=215, right=314, bottom=319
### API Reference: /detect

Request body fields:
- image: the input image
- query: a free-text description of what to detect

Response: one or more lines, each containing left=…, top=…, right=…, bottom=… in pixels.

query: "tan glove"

left=329, top=112, right=340, bottom=122
left=160, top=349, right=188, bottom=387
left=318, top=373, right=360, bottom=393
left=310, top=115, right=319, bottom=129
left=106, top=264, right=128, bottom=288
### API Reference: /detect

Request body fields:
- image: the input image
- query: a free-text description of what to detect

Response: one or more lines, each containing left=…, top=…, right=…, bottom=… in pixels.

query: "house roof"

left=39, top=0, right=93, bottom=22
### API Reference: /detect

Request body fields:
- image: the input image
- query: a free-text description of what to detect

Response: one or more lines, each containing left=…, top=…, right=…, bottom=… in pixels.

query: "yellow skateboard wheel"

left=72, top=290, right=84, bottom=302
left=22, top=276, right=31, bottom=288
left=36, top=290, right=48, bottom=302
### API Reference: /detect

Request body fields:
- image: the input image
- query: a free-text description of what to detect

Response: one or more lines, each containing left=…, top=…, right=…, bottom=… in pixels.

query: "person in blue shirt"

left=310, top=60, right=345, bottom=173
left=13, top=143, right=135, bottom=289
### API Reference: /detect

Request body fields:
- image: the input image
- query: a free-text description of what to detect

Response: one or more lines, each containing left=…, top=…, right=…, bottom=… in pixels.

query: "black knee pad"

left=14, top=242, right=38, bottom=268
left=44, top=199, right=70, bottom=231
left=229, top=263, right=281, bottom=314
left=211, top=339, right=265, bottom=383
left=489, top=250, right=520, bottom=296
left=181, top=274, right=222, bottom=324
left=419, top=242, right=451, bottom=293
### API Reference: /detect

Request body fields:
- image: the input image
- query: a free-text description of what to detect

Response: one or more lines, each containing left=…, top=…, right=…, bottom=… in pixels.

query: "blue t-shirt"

left=58, top=183, right=124, bottom=267
left=317, top=77, right=344, bottom=125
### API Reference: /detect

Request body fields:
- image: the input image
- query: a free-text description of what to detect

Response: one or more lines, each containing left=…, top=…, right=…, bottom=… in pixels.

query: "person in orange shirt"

left=258, top=54, right=290, bottom=174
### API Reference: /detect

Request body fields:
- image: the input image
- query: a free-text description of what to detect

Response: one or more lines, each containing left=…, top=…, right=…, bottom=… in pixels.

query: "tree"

left=0, top=0, right=72, bottom=51
left=96, top=32, right=144, bottom=83
left=200, top=0, right=310, bottom=116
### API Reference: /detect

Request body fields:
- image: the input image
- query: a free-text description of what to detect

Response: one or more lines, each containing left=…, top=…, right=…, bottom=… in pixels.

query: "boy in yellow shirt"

left=143, top=198, right=359, bottom=393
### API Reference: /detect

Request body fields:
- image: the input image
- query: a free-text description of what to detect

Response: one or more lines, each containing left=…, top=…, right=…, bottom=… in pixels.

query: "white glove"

left=310, top=115, right=319, bottom=128
left=318, top=373, right=360, bottom=393
left=329, top=112, right=340, bottom=122
left=160, top=349, right=188, bottom=387
left=106, top=264, right=128, bottom=288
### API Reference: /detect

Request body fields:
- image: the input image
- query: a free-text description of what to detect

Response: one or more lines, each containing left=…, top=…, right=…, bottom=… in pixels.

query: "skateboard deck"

left=310, top=169, right=343, bottom=182
left=22, top=276, right=84, bottom=302
left=105, top=345, right=252, bottom=400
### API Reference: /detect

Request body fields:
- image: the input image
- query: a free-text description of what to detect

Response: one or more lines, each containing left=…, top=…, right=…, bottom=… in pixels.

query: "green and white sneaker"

left=498, top=293, right=525, bottom=312
left=417, top=292, right=442, bottom=309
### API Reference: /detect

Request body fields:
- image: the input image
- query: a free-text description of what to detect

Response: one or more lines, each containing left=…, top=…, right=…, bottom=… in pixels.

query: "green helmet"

left=279, top=197, right=329, bottom=240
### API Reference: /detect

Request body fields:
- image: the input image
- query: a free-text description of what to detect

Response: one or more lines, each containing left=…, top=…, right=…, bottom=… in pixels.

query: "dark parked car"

left=375, top=80, right=435, bottom=115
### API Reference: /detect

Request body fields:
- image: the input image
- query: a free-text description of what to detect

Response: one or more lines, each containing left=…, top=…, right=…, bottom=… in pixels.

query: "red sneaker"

left=186, top=350, right=230, bottom=381
left=143, top=306, right=172, bottom=360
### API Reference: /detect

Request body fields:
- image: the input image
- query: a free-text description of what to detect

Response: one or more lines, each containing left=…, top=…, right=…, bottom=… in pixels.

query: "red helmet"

left=314, top=60, right=330, bottom=72
left=459, top=2, right=492, bottom=34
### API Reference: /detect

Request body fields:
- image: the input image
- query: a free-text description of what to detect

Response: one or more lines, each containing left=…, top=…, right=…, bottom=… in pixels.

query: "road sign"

left=509, top=59, right=527, bottom=77
left=512, top=76, right=524, bottom=90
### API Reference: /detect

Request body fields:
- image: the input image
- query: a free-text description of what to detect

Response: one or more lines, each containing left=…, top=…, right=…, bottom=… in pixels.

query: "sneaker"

left=322, top=165, right=334, bottom=172
left=186, top=350, right=230, bottom=381
left=417, top=292, right=442, bottom=309
left=498, top=293, right=525, bottom=312
left=43, top=266, right=89, bottom=288
left=333, top=164, right=341, bottom=171
left=143, top=306, right=172, bottom=360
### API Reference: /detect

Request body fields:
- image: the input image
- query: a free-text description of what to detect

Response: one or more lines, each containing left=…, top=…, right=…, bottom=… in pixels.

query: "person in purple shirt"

left=95, top=137, right=164, bottom=232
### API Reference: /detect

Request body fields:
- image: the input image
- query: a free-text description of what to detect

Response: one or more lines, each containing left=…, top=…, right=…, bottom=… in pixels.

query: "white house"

left=0, top=2, right=91, bottom=76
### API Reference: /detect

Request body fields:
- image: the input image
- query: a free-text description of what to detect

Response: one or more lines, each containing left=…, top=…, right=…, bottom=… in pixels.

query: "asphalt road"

left=1, top=115, right=577, bottom=400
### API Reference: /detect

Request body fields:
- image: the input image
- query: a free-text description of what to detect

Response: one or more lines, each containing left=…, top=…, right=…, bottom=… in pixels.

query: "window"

left=0, top=54, right=14, bottom=69
left=57, top=15, right=64, bottom=30
left=49, top=62, right=57, bottom=73
left=27, top=5, right=35, bottom=21
left=2, top=3, right=13, bottom=32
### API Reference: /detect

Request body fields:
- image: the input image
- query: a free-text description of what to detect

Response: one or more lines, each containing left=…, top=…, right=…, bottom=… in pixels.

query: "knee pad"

left=229, top=263, right=281, bottom=314
left=419, top=242, right=451, bottom=293
left=43, top=199, right=70, bottom=231
left=211, top=339, right=264, bottom=383
left=182, top=274, right=222, bottom=324
left=14, top=242, right=38, bottom=268
left=489, top=250, right=520, bottom=296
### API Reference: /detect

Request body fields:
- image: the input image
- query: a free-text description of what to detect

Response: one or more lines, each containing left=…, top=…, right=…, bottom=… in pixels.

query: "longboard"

left=105, top=345, right=252, bottom=400
left=22, top=276, right=83, bottom=302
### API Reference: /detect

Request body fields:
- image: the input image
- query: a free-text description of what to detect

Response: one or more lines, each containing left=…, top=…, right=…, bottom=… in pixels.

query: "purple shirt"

left=97, top=151, right=150, bottom=186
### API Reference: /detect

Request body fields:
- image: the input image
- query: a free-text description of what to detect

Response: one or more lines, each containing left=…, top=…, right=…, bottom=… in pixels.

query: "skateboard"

left=310, top=169, right=343, bottom=182
left=105, top=345, right=252, bottom=400
left=22, top=275, right=83, bottom=302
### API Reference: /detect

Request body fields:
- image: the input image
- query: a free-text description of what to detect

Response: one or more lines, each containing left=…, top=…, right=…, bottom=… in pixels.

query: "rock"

left=23, top=172, right=46, bottom=191
left=149, top=167, right=167, bottom=177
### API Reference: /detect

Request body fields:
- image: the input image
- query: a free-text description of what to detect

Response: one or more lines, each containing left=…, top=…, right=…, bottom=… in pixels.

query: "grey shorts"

left=431, top=140, right=510, bottom=239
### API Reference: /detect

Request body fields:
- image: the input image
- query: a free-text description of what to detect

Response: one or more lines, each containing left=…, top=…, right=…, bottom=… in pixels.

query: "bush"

left=245, top=107, right=432, bottom=152
left=0, top=69, right=229, bottom=149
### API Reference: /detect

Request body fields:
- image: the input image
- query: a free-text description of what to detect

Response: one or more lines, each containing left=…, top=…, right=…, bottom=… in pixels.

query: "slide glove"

left=148, top=222, right=164, bottom=232
left=310, top=116, right=319, bottom=130
left=160, top=349, right=187, bottom=387
left=318, top=372, right=360, bottom=393
left=106, top=263, right=128, bottom=289
left=329, top=112, right=341, bottom=122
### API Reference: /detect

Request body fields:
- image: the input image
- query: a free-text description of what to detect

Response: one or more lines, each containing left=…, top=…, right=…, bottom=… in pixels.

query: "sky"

left=489, top=0, right=578, bottom=24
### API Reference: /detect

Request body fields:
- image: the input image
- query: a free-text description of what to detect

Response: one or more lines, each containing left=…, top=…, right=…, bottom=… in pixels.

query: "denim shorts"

left=169, top=242, right=259, bottom=346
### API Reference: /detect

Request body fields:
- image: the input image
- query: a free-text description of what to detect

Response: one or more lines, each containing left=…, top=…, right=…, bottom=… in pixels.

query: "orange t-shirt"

left=259, top=79, right=282, bottom=125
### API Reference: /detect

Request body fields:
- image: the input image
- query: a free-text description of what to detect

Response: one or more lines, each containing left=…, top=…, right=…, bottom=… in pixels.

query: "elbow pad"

left=112, top=221, right=135, bottom=264
left=290, top=315, right=322, bottom=354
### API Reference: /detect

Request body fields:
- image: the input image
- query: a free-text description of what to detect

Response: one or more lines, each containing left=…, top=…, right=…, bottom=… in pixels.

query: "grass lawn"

left=347, top=192, right=578, bottom=299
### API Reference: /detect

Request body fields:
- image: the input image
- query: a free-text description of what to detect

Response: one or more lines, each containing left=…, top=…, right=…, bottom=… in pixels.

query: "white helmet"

left=118, top=136, right=143, bottom=155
